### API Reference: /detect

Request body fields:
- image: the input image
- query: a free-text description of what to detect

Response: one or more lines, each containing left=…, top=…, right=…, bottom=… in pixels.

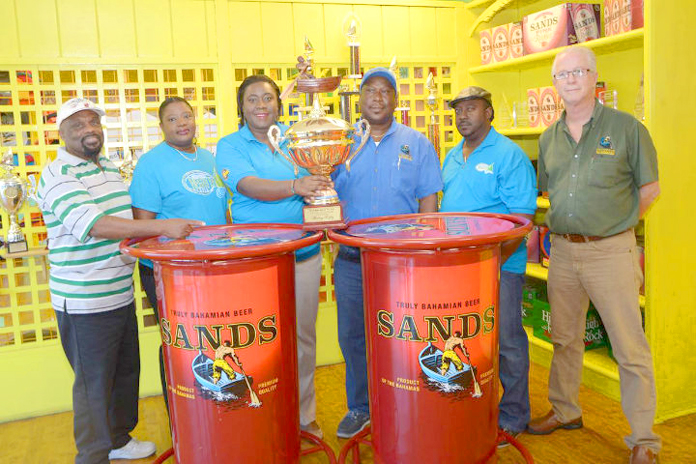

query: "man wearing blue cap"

left=440, top=86, right=537, bottom=447
left=332, top=67, right=443, bottom=438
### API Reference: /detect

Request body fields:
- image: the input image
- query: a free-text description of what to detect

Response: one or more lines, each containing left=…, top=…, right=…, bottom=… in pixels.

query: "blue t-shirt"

left=332, top=120, right=443, bottom=222
left=440, top=127, right=537, bottom=274
left=130, top=142, right=229, bottom=267
left=215, top=124, right=318, bottom=261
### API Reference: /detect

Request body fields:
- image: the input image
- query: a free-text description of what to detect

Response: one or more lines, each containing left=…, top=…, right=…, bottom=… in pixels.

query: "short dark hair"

left=237, top=74, right=282, bottom=126
left=158, top=96, right=193, bottom=122
left=454, top=331, right=462, bottom=337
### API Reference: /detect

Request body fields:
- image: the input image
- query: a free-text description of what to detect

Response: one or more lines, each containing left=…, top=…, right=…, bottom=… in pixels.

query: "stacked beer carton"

left=604, top=0, right=644, bottom=37
left=527, top=86, right=565, bottom=129
left=480, top=2, right=603, bottom=65
left=479, top=22, right=524, bottom=65
left=523, top=280, right=609, bottom=351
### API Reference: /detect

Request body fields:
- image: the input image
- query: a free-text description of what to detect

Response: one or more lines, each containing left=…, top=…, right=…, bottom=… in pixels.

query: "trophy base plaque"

left=6, top=238, right=29, bottom=254
left=303, top=203, right=346, bottom=230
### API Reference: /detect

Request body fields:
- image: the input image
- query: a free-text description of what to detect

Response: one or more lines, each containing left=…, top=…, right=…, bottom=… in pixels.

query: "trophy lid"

left=284, top=94, right=355, bottom=141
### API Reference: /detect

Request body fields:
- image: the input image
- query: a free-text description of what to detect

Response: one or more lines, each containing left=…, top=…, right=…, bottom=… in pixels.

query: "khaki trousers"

left=295, top=252, right=322, bottom=426
left=547, top=230, right=660, bottom=452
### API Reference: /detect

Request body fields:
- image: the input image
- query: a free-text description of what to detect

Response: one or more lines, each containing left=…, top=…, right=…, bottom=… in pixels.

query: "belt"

left=556, top=229, right=631, bottom=243
left=559, top=233, right=604, bottom=243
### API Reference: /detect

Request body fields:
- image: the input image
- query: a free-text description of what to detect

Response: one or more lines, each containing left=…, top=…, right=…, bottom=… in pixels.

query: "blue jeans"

left=334, top=248, right=369, bottom=414
left=498, top=270, right=531, bottom=432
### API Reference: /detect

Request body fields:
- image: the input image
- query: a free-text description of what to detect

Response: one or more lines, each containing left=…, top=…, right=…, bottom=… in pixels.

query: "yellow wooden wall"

left=0, top=0, right=466, bottom=422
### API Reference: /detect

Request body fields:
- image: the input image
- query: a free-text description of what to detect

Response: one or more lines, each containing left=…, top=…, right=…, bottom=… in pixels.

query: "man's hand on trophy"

left=293, top=175, right=333, bottom=199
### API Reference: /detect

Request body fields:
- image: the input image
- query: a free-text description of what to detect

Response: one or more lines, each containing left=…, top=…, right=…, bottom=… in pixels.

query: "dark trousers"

left=138, top=262, right=169, bottom=414
left=335, top=248, right=370, bottom=414
left=498, top=271, right=531, bottom=432
left=56, top=302, right=140, bottom=464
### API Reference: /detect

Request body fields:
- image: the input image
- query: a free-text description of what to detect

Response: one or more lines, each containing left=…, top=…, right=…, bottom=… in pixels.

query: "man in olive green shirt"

left=528, top=46, right=661, bottom=464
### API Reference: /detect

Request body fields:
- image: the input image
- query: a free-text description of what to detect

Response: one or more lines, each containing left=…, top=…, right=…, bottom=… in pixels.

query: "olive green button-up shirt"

left=538, top=100, right=658, bottom=236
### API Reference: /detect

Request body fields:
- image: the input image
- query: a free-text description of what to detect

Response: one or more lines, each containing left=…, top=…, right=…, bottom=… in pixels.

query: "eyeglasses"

left=553, top=68, right=594, bottom=80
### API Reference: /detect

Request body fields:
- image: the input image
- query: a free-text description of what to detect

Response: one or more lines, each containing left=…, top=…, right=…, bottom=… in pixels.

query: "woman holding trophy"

left=216, top=74, right=331, bottom=438
left=129, top=96, right=229, bottom=410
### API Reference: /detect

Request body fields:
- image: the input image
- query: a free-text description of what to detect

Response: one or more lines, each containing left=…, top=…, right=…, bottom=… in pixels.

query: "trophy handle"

left=267, top=125, right=299, bottom=177
left=27, top=174, right=38, bottom=205
left=345, top=119, right=371, bottom=172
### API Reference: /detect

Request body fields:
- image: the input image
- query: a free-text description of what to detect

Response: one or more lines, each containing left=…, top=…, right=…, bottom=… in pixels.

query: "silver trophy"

left=268, top=73, right=370, bottom=229
left=0, top=149, right=30, bottom=253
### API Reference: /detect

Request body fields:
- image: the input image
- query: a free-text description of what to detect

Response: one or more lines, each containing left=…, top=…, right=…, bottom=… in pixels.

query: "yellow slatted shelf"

left=469, top=29, right=644, bottom=74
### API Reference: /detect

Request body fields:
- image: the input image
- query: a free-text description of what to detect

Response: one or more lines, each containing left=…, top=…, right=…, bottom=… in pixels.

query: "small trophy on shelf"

left=425, top=72, right=440, bottom=156
left=0, top=149, right=30, bottom=253
left=338, top=13, right=363, bottom=123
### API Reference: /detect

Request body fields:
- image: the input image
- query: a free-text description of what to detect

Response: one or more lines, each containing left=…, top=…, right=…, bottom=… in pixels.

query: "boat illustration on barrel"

left=192, top=350, right=251, bottom=394
left=419, top=342, right=476, bottom=386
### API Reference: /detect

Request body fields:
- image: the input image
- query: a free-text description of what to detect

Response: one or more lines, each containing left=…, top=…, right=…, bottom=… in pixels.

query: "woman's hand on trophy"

left=293, top=175, right=333, bottom=199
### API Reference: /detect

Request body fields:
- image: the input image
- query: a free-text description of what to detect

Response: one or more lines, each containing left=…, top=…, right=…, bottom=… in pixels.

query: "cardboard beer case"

left=480, top=28, right=493, bottom=65
left=539, top=86, right=558, bottom=128
left=604, top=0, right=613, bottom=37
left=527, top=88, right=541, bottom=128
left=523, top=2, right=601, bottom=54
left=509, top=21, right=524, bottom=59
left=492, top=24, right=510, bottom=63
left=620, top=0, right=644, bottom=33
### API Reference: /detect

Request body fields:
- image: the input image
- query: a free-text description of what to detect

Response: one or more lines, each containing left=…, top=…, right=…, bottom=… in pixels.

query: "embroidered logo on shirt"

left=399, top=144, right=412, bottom=161
left=476, top=163, right=494, bottom=175
left=221, top=168, right=230, bottom=180
left=596, top=136, right=616, bottom=156
left=182, top=170, right=217, bottom=195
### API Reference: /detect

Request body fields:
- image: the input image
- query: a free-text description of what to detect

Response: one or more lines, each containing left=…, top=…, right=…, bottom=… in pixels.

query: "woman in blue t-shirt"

left=216, top=75, right=330, bottom=438
left=130, top=97, right=229, bottom=410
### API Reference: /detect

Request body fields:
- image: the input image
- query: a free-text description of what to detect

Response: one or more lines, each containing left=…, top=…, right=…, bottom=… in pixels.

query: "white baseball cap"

left=56, top=98, right=106, bottom=127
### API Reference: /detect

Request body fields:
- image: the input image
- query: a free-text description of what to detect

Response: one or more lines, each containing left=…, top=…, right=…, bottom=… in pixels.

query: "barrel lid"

left=327, top=212, right=532, bottom=250
left=120, top=224, right=322, bottom=261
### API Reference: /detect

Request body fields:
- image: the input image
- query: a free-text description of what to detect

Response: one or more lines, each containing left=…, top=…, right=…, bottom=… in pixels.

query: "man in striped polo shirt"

left=37, top=98, right=202, bottom=464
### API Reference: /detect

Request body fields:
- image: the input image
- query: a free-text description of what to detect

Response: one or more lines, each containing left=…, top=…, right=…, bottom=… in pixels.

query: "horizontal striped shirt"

left=37, top=147, right=136, bottom=314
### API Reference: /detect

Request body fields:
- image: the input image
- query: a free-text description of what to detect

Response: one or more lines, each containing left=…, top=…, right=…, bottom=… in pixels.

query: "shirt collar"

left=559, top=98, right=604, bottom=130
left=239, top=122, right=288, bottom=143
left=453, top=126, right=498, bottom=165
left=57, top=146, right=105, bottom=167
left=359, top=118, right=398, bottom=142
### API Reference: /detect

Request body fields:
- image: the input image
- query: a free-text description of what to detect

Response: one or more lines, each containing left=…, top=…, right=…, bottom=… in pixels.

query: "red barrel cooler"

left=121, top=224, right=322, bottom=464
left=328, top=213, right=532, bottom=464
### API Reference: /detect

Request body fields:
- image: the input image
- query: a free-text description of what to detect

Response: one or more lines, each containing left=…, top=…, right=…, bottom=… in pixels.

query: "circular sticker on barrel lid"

left=121, top=224, right=322, bottom=261
left=329, top=212, right=529, bottom=251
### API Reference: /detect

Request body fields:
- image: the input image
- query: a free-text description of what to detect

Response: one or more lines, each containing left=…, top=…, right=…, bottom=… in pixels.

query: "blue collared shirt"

left=216, top=123, right=318, bottom=261
left=440, top=127, right=537, bottom=274
left=332, top=120, right=443, bottom=222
